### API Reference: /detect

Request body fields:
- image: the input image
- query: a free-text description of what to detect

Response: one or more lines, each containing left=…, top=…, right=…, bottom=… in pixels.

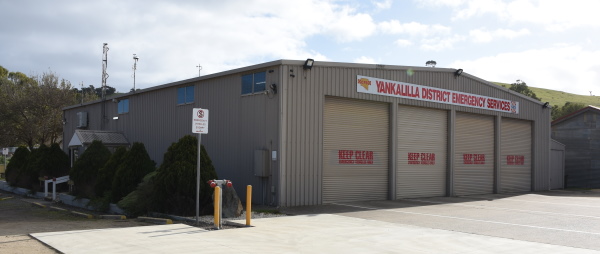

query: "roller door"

left=397, top=106, right=447, bottom=198
left=323, top=97, right=389, bottom=203
left=500, top=118, right=532, bottom=192
left=454, top=113, right=494, bottom=196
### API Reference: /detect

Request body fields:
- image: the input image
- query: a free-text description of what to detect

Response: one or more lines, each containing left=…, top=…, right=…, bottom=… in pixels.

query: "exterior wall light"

left=454, top=69, right=463, bottom=77
left=303, top=58, right=315, bottom=70
left=543, top=102, right=550, bottom=108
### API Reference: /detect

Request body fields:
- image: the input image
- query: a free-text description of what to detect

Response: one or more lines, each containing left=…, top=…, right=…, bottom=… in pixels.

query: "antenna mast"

left=196, top=64, right=202, bottom=77
left=133, top=54, right=139, bottom=92
left=102, top=43, right=109, bottom=100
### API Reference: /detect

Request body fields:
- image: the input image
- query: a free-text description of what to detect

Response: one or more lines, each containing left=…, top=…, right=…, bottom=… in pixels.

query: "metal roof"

left=63, top=59, right=545, bottom=110
left=551, top=105, right=600, bottom=125
left=68, top=130, right=130, bottom=147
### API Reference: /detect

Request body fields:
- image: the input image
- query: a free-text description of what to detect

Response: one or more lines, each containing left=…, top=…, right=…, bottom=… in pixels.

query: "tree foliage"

left=0, top=66, right=77, bottom=148
left=551, top=102, right=587, bottom=121
left=111, top=142, right=155, bottom=203
left=70, top=141, right=112, bottom=198
left=509, top=80, right=540, bottom=101
left=150, top=135, right=218, bottom=216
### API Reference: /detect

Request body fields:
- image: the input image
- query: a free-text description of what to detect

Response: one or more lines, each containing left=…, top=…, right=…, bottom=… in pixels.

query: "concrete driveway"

left=282, top=190, right=600, bottom=251
left=31, top=190, right=600, bottom=253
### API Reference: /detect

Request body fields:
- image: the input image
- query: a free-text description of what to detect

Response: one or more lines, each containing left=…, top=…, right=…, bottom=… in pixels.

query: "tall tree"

left=509, top=79, right=540, bottom=101
left=0, top=67, right=77, bottom=148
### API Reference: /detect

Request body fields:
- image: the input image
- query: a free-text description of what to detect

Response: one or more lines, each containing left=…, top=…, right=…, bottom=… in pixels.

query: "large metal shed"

left=63, top=59, right=552, bottom=207
left=552, top=105, right=600, bottom=189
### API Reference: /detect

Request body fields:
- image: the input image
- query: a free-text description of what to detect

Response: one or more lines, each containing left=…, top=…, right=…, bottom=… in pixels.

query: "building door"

left=397, top=105, right=447, bottom=198
left=323, top=97, right=389, bottom=203
left=454, top=112, right=494, bottom=196
left=500, top=118, right=532, bottom=193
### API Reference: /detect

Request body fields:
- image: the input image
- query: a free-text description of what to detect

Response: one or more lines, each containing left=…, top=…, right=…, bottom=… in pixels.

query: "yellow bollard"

left=214, top=186, right=221, bottom=229
left=246, top=185, right=252, bottom=226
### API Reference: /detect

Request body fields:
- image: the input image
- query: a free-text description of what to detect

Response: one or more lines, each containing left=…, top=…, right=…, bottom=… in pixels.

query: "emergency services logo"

left=357, top=77, right=371, bottom=91
left=510, top=101, right=518, bottom=113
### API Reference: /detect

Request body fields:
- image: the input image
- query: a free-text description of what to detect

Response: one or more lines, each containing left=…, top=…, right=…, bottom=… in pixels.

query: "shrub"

left=94, top=146, right=127, bottom=198
left=21, top=144, right=49, bottom=191
left=117, top=171, right=156, bottom=217
left=5, top=146, right=30, bottom=187
left=70, top=140, right=111, bottom=198
left=111, top=142, right=155, bottom=203
left=40, top=143, right=69, bottom=178
left=150, top=135, right=218, bottom=216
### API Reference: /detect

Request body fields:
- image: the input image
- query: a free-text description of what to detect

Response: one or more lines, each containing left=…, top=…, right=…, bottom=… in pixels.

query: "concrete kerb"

left=137, top=216, right=173, bottom=225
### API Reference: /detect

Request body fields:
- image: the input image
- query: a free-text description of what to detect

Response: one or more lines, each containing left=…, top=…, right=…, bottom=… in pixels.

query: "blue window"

left=241, top=72, right=266, bottom=95
left=177, top=85, right=194, bottom=104
left=118, top=99, right=129, bottom=114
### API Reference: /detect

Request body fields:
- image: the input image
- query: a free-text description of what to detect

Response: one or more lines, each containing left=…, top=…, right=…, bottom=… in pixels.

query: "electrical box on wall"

left=254, top=149, right=270, bottom=177
left=76, top=112, right=88, bottom=128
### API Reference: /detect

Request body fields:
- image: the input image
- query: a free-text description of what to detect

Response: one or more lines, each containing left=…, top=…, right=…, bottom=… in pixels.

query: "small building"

left=63, top=59, right=552, bottom=206
left=552, top=105, right=600, bottom=188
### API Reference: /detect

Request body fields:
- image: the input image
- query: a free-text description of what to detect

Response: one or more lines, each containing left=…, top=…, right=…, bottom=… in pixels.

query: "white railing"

left=44, top=176, right=69, bottom=201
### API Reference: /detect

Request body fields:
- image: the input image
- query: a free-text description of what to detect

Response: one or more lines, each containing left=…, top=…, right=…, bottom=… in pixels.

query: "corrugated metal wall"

left=281, top=62, right=551, bottom=206
left=499, top=118, right=532, bottom=193
left=63, top=60, right=552, bottom=207
left=322, top=97, right=389, bottom=203
left=396, top=105, right=447, bottom=198
left=550, top=140, right=565, bottom=189
left=63, top=65, right=281, bottom=204
left=552, top=111, right=600, bottom=188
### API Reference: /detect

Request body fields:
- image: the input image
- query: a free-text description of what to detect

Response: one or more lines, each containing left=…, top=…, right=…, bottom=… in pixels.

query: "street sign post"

left=192, top=108, right=209, bottom=225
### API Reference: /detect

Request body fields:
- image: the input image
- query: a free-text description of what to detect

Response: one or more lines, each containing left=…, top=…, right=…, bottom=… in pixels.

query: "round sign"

left=197, top=110, right=204, bottom=118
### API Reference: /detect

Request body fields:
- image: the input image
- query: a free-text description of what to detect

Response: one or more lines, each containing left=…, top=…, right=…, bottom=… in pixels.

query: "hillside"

left=492, top=82, right=600, bottom=107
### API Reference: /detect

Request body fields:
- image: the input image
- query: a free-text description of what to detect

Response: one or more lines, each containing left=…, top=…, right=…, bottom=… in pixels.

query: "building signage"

left=408, top=152, right=436, bottom=165
left=463, top=154, right=486, bottom=164
left=337, top=150, right=374, bottom=165
left=192, top=108, right=209, bottom=134
left=506, top=155, right=525, bottom=165
left=357, top=75, right=519, bottom=114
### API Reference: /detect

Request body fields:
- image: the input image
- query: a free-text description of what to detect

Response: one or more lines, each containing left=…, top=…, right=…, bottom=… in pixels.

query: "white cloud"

left=469, top=28, right=530, bottom=43
left=451, top=46, right=600, bottom=95
left=420, top=35, right=465, bottom=51
left=353, top=56, right=378, bottom=64
left=379, top=21, right=451, bottom=37
left=0, top=0, right=378, bottom=92
left=416, top=0, right=600, bottom=31
left=372, top=0, right=393, bottom=10
left=394, top=39, right=413, bottom=47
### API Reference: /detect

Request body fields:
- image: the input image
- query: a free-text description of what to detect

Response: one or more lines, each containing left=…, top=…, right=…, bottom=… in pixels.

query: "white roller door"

left=500, top=118, right=532, bottom=193
left=454, top=113, right=494, bottom=196
left=323, top=97, right=389, bottom=203
left=397, top=106, right=447, bottom=198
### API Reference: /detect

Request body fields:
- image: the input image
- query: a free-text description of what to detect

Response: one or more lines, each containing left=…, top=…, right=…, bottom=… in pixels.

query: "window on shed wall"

left=241, top=71, right=266, bottom=95
left=118, top=99, right=129, bottom=114
left=177, top=85, right=195, bottom=104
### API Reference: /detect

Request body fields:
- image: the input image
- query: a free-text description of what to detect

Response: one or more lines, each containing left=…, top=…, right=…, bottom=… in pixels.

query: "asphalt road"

left=282, top=190, right=600, bottom=251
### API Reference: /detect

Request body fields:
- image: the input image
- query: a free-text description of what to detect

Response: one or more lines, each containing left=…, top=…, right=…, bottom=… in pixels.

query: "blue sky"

left=1, top=0, right=598, bottom=96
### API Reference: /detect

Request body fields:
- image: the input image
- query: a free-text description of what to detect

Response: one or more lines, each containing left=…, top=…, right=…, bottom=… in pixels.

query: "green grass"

left=492, top=82, right=600, bottom=107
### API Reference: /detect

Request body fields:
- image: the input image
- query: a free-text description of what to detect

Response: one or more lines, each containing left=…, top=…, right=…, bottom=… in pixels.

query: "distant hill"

left=492, top=82, right=600, bottom=108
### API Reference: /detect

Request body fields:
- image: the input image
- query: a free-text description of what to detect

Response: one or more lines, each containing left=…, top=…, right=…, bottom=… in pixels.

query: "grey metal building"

left=552, top=106, right=600, bottom=188
left=63, top=59, right=552, bottom=207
